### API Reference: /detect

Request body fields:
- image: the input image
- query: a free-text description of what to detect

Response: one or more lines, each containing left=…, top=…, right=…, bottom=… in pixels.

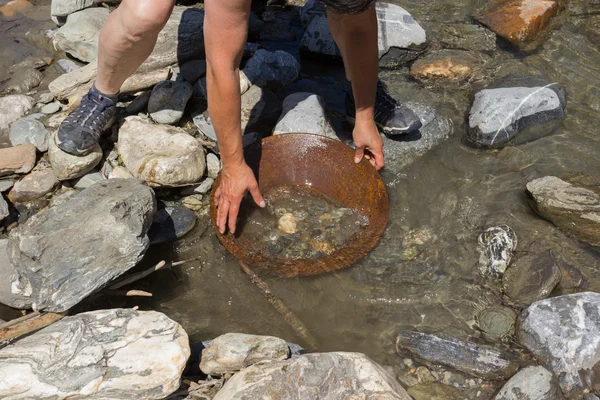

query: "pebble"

left=278, top=213, right=298, bottom=234
left=207, top=153, right=221, bottom=179
left=9, top=118, right=49, bottom=152
left=40, top=102, right=61, bottom=115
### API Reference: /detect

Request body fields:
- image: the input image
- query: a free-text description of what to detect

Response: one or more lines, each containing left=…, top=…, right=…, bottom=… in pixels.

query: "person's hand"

left=353, top=116, right=384, bottom=170
left=214, top=161, right=265, bottom=235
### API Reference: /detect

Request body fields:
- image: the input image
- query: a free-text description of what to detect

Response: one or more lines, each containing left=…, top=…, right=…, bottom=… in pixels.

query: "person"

left=56, top=0, right=422, bottom=235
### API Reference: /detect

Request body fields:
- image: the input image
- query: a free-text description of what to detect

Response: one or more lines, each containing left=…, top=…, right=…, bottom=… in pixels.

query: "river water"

left=3, top=0, right=600, bottom=396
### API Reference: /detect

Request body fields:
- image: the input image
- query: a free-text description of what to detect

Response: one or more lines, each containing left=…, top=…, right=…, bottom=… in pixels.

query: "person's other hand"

left=352, top=117, right=384, bottom=170
left=214, top=161, right=265, bottom=235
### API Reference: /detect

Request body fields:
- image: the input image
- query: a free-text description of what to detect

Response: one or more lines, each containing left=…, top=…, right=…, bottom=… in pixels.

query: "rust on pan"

left=210, top=133, right=389, bottom=278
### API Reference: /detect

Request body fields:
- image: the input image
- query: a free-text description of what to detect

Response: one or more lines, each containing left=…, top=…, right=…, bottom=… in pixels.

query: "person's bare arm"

left=327, top=6, right=383, bottom=170
left=204, top=0, right=265, bottom=235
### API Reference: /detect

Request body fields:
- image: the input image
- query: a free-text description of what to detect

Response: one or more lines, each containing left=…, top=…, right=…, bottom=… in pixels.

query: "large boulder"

left=0, top=95, right=35, bottom=132
left=467, top=75, right=566, bottom=148
left=6, top=179, right=156, bottom=312
left=242, top=49, right=300, bottom=90
left=214, top=352, right=412, bottom=400
left=53, top=8, right=110, bottom=63
left=526, top=176, right=600, bottom=246
left=118, top=116, right=206, bottom=187
left=518, top=292, right=600, bottom=398
left=200, top=333, right=289, bottom=375
left=0, top=309, right=189, bottom=400
left=494, top=366, right=564, bottom=400
left=273, top=92, right=337, bottom=140
left=0, top=144, right=37, bottom=177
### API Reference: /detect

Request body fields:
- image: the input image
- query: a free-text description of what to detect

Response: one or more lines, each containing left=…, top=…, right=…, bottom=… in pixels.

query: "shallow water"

left=2, top=0, right=600, bottom=395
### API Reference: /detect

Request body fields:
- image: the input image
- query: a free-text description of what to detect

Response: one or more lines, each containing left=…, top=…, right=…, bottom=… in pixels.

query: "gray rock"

left=51, top=0, right=94, bottom=18
left=214, top=352, right=412, bottom=400
left=503, top=251, right=561, bottom=307
left=3, top=68, right=44, bottom=94
left=148, top=80, right=193, bottom=125
left=200, top=333, right=290, bottom=375
left=49, top=131, right=102, bottom=180
left=0, top=239, right=32, bottom=308
left=467, top=75, right=566, bottom=148
left=518, top=292, right=600, bottom=398
left=0, top=144, right=37, bottom=177
left=53, top=8, right=110, bottom=63
left=299, top=0, right=325, bottom=28
left=0, top=180, right=14, bottom=192
left=477, top=225, right=518, bottom=277
left=273, top=92, right=337, bottom=140
left=37, top=92, right=55, bottom=105
left=73, top=171, right=104, bottom=189
left=527, top=176, right=600, bottom=246
left=9, top=118, right=49, bottom=152
left=0, top=309, right=189, bottom=400
left=6, top=179, right=156, bottom=311
left=242, top=49, right=300, bottom=90
left=248, top=11, right=265, bottom=38
left=376, top=3, right=428, bottom=57
left=382, top=102, right=452, bottom=172
left=0, top=195, right=8, bottom=222
left=0, top=95, right=35, bottom=132
left=40, top=102, right=61, bottom=115
left=8, top=162, right=59, bottom=203
left=148, top=206, right=196, bottom=245
left=494, top=366, right=564, bottom=400
left=57, top=58, right=80, bottom=73
left=118, top=116, right=206, bottom=187
left=477, top=306, right=517, bottom=340
left=179, top=59, right=206, bottom=84
left=182, top=177, right=214, bottom=196
left=206, top=153, right=221, bottom=179
left=125, top=90, right=151, bottom=115
left=300, top=15, right=341, bottom=58
left=396, top=331, right=521, bottom=380
left=192, top=112, right=217, bottom=141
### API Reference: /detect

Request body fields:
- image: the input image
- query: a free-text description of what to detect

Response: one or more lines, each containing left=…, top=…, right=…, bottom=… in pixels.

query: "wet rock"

left=73, top=171, right=104, bottom=189
left=242, top=49, right=300, bottom=90
left=408, top=383, right=466, bottom=400
left=273, top=92, right=337, bottom=140
left=53, top=8, right=110, bottom=63
left=206, top=153, right=221, bottom=179
left=118, top=116, right=206, bottom=187
left=3, top=68, right=44, bottom=94
left=494, top=366, right=564, bottom=400
left=478, top=0, right=563, bottom=50
left=0, top=95, right=35, bottom=132
left=0, top=196, right=8, bottom=222
left=0, top=309, right=189, bottom=400
left=49, top=132, right=102, bottom=180
left=179, top=59, right=206, bottom=84
left=410, top=50, right=483, bottom=82
left=424, top=23, right=497, bottom=52
left=0, top=144, right=37, bottom=177
left=396, top=331, right=520, bottom=380
left=300, top=15, right=341, bottom=58
left=8, top=161, right=59, bottom=203
left=9, top=118, right=49, bottom=152
left=552, top=251, right=588, bottom=293
left=200, top=333, right=289, bottom=375
left=148, top=80, right=193, bottom=125
left=51, top=0, right=94, bottom=19
left=125, top=90, right=151, bottom=115
left=477, top=225, right=518, bottom=277
left=382, top=102, right=452, bottom=172
left=477, top=306, right=517, bottom=340
left=526, top=176, right=600, bottom=246
left=214, top=352, right=412, bottom=400
left=503, top=251, right=561, bottom=307
left=467, top=75, right=566, bottom=148
left=6, top=179, right=156, bottom=311
left=518, top=292, right=600, bottom=398
left=148, top=206, right=196, bottom=245
left=40, top=102, right=61, bottom=115
left=0, top=180, right=14, bottom=192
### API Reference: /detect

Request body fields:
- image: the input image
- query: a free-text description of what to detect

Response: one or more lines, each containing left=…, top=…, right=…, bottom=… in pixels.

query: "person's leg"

left=57, top=0, right=176, bottom=155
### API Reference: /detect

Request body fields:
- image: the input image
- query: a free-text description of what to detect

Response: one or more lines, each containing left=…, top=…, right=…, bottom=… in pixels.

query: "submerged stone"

left=494, top=366, right=564, bottom=400
left=410, top=50, right=483, bottom=82
left=502, top=251, right=561, bottom=307
left=477, top=225, right=517, bottom=278
left=408, top=383, right=466, bottom=400
left=148, top=206, right=196, bottom=245
left=477, top=305, right=517, bottom=339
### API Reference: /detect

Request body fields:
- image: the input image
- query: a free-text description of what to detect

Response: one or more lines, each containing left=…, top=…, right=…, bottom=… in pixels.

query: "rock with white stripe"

left=0, top=309, right=189, bottom=400
left=467, top=74, right=566, bottom=148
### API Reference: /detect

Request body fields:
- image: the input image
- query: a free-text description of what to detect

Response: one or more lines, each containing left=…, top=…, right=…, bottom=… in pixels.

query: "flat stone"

left=148, top=206, right=196, bottom=245
left=179, top=59, right=206, bottom=84
left=478, top=0, right=563, bottom=49
left=73, top=171, right=104, bottom=189
left=467, top=74, right=566, bottom=148
left=408, top=383, right=466, bottom=400
left=57, top=58, right=80, bottom=73
left=9, top=118, right=49, bottom=152
left=53, top=8, right=110, bottom=63
left=0, top=144, right=37, bottom=177
left=3, top=68, right=44, bottom=94
left=0, top=95, right=35, bottom=132
left=527, top=176, right=600, bottom=246
left=40, top=102, right=61, bottom=115
left=200, top=333, right=289, bottom=375
left=410, top=50, right=483, bottom=82
left=6, top=179, right=156, bottom=311
left=51, top=0, right=94, bottom=18
left=118, top=116, right=206, bottom=187
left=0, top=180, right=14, bottom=192
left=477, top=305, right=517, bottom=340
left=125, top=91, right=151, bottom=115
left=37, top=92, right=55, bottom=105
left=206, top=153, right=221, bottom=179
left=148, top=80, right=193, bottom=125
left=494, top=366, right=564, bottom=400
left=0, top=309, right=189, bottom=400
left=518, top=292, right=600, bottom=398
left=214, top=352, right=412, bottom=400
left=49, top=132, right=102, bottom=181
left=273, top=92, right=337, bottom=140
left=0, top=195, right=8, bottom=222
left=502, top=251, right=561, bottom=307
left=396, top=331, right=520, bottom=380
left=8, top=162, right=59, bottom=203
left=477, top=225, right=518, bottom=277
left=242, top=49, right=300, bottom=90
left=424, top=23, right=497, bottom=52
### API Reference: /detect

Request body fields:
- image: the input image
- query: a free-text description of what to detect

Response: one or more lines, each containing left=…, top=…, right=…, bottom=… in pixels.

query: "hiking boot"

left=56, top=86, right=117, bottom=155
left=346, top=80, right=422, bottom=135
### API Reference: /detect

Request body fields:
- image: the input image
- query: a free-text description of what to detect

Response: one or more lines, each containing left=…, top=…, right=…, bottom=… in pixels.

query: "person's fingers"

left=217, top=197, right=230, bottom=234
left=249, top=182, right=266, bottom=208
left=214, top=186, right=221, bottom=204
left=354, top=146, right=365, bottom=164
left=228, top=197, right=241, bottom=234
left=372, top=149, right=385, bottom=170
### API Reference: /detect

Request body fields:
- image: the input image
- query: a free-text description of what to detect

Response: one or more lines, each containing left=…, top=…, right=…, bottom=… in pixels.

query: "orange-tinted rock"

left=410, top=50, right=483, bottom=81
left=478, top=0, right=563, bottom=49
left=0, top=0, right=33, bottom=17
left=0, top=144, right=36, bottom=177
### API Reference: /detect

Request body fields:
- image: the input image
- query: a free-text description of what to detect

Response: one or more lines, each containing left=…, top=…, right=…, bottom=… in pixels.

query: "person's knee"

left=323, top=0, right=376, bottom=14
left=119, top=0, right=174, bottom=39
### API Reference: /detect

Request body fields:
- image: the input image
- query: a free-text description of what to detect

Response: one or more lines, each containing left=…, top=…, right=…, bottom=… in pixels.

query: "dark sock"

left=91, top=84, right=119, bottom=103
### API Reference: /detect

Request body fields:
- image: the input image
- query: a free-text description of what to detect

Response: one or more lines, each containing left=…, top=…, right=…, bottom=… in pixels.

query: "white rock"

left=0, top=95, right=35, bottom=132
left=49, top=132, right=102, bottom=181
left=108, top=166, right=135, bottom=180
left=53, top=8, right=110, bottom=63
left=206, top=153, right=221, bottom=179
left=494, top=366, right=563, bottom=400
left=273, top=92, right=337, bottom=140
